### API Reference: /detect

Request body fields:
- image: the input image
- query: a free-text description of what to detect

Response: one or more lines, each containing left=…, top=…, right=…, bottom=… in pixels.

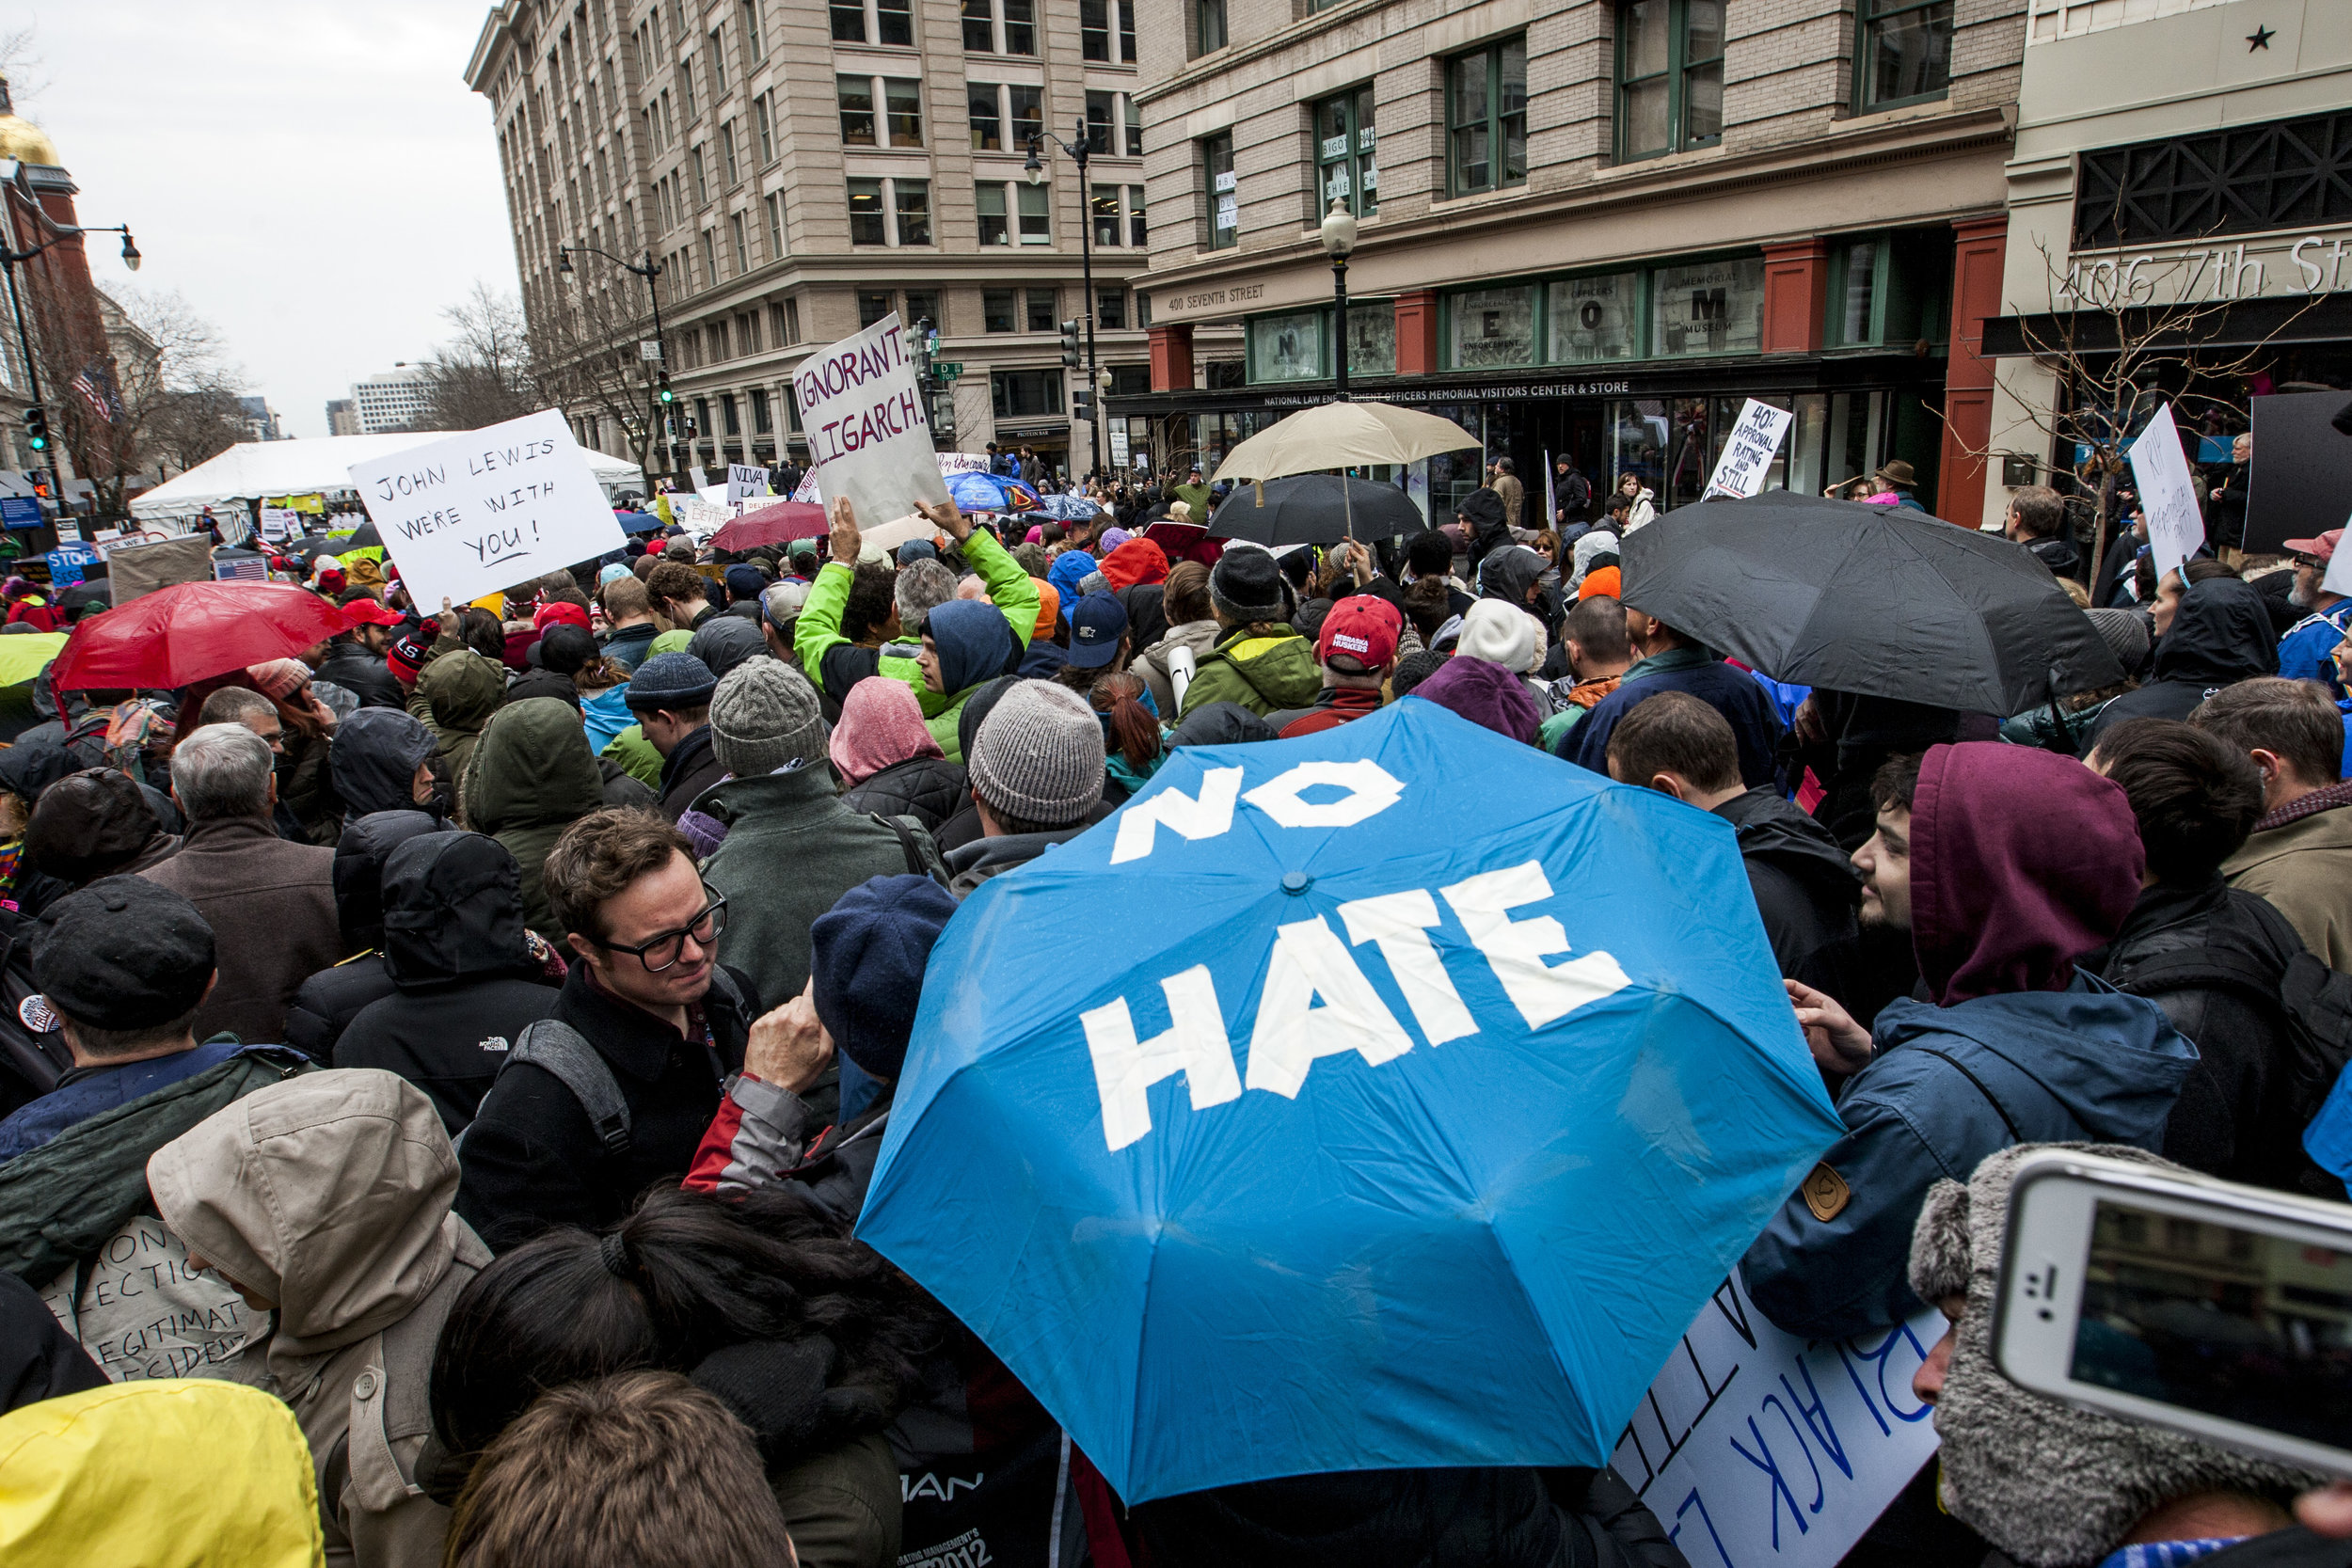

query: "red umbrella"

left=49, top=580, right=348, bottom=690
left=711, top=500, right=828, bottom=552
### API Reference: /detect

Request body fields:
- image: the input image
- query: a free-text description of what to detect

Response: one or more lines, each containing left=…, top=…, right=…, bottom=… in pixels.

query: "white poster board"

left=344, top=408, right=628, bottom=606
left=1613, top=1270, right=1944, bottom=1568
left=258, top=507, right=301, bottom=544
left=1704, top=401, right=1797, bottom=499
left=2325, top=527, right=2352, bottom=598
left=2128, top=403, right=2205, bottom=587
left=691, top=465, right=711, bottom=493
left=725, top=463, right=769, bottom=506
left=789, top=313, right=952, bottom=531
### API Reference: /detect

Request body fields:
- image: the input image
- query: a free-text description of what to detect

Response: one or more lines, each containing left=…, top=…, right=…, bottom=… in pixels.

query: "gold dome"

left=0, top=115, right=58, bottom=166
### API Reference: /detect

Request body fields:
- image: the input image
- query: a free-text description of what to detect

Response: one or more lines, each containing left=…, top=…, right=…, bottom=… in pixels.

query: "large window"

left=1250, top=311, right=1324, bottom=381
left=1195, top=0, right=1227, bottom=56
left=877, top=0, right=914, bottom=46
left=1314, top=87, right=1377, bottom=217
left=1026, top=288, right=1057, bottom=332
left=977, top=182, right=1009, bottom=244
left=1002, top=0, right=1036, bottom=55
left=764, top=191, right=787, bottom=259
left=1617, top=0, right=1721, bottom=162
left=1447, top=39, right=1527, bottom=197
left=1855, top=0, right=1951, bottom=111
left=837, top=77, right=876, bottom=146
left=848, top=179, right=886, bottom=244
left=970, top=85, right=1003, bottom=150
left=885, top=79, right=924, bottom=146
left=1086, top=91, right=1116, bottom=155
left=1203, top=132, right=1237, bottom=249
left=1081, top=0, right=1112, bottom=60
left=1831, top=239, right=1882, bottom=346
left=1009, top=86, right=1043, bottom=146
left=1093, top=183, right=1123, bottom=246
left=894, top=180, right=931, bottom=245
left=963, top=0, right=994, bottom=52
left=1449, top=286, right=1536, bottom=367
left=984, top=288, right=1018, bottom=331
left=830, top=0, right=864, bottom=41
left=992, top=370, right=1063, bottom=418
left=1650, top=256, right=1765, bottom=356
left=1017, top=182, right=1051, bottom=244
left=860, top=291, right=893, bottom=327
left=721, top=121, right=740, bottom=184
left=755, top=94, right=774, bottom=163
left=841, top=74, right=921, bottom=148
left=1547, top=272, right=1640, bottom=361
left=1127, top=182, right=1147, bottom=246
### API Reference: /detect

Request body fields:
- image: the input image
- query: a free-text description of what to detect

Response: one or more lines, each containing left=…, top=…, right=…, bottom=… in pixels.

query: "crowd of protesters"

left=0, top=443, right=2348, bottom=1568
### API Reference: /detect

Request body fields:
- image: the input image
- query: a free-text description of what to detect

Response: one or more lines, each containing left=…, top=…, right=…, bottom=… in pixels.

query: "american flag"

left=69, top=361, right=123, bottom=425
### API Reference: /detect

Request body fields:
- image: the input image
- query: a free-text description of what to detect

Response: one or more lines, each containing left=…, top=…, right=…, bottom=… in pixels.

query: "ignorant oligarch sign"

left=789, top=313, right=952, bottom=528
left=344, top=409, right=627, bottom=606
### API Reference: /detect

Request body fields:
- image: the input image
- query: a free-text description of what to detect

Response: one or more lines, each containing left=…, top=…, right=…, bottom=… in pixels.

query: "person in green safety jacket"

left=795, top=495, right=1039, bottom=745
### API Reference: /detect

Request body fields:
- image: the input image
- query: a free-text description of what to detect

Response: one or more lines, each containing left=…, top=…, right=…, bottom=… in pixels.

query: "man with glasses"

left=455, top=808, right=799, bottom=1252
left=2277, top=529, right=2352, bottom=698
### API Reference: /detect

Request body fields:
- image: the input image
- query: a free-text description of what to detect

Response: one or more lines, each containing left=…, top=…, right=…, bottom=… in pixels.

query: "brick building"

left=467, top=0, right=1156, bottom=481
left=1119, top=0, right=2029, bottom=525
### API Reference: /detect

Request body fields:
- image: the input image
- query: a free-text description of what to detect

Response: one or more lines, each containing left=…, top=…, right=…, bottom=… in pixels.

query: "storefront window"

left=1610, top=400, right=1669, bottom=495
left=1346, top=303, right=1396, bottom=377
left=1449, top=286, right=1535, bottom=368
left=1250, top=310, right=1325, bottom=382
left=1650, top=257, right=1764, bottom=356
left=1833, top=240, right=1881, bottom=345
left=1547, top=272, right=1641, bottom=362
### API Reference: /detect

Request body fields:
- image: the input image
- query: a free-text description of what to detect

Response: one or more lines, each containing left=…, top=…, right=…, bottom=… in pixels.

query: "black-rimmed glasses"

left=591, top=887, right=729, bottom=972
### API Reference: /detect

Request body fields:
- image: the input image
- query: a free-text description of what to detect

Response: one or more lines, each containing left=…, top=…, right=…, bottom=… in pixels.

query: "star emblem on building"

left=2247, top=24, right=2275, bottom=51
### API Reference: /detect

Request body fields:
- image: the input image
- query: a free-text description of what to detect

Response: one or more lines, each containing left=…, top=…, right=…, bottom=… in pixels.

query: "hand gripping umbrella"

left=857, top=699, right=1843, bottom=1503
left=49, top=580, right=349, bottom=691
left=1619, top=492, right=2127, bottom=714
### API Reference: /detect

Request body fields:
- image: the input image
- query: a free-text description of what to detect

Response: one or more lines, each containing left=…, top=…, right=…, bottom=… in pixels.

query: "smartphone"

left=1993, top=1149, right=2352, bottom=1477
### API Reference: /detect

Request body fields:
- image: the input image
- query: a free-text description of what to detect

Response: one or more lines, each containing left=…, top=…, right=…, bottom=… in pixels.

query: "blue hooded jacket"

left=1742, top=974, right=2194, bottom=1338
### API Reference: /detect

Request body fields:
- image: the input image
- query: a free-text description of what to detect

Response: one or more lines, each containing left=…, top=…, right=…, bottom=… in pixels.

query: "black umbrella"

left=1205, top=474, right=1422, bottom=547
left=55, top=581, right=110, bottom=614
left=280, top=532, right=338, bottom=563
left=340, top=519, right=384, bottom=551
left=1618, top=492, right=2126, bottom=714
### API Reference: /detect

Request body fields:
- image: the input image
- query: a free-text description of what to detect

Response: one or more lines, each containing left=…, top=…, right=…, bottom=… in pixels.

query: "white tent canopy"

left=130, top=435, right=645, bottom=526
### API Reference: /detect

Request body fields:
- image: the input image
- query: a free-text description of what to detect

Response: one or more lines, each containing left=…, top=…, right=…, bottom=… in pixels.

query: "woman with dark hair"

left=1134, top=559, right=1219, bottom=715
left=429, top=1184, right=939, bottom=1568
left=1091, top=670, right=1163, bottom=803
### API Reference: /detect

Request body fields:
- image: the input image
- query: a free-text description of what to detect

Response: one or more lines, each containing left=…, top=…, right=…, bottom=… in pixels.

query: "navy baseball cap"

left=1065, top=592, right=1131, bottom=670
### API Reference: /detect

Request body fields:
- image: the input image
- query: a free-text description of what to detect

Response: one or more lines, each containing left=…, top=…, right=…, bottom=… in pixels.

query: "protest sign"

left=1704, top=401, right=1797, bottom=499
left=262, top=492, right=324, bottom=515
left=724, top=463, right=769, bottom=506
left=2324, top=527, right=2352, bottom=599
left=344, top=408, right=626, bottom=608
left=1612, top=1270, right=1944, bottom=1568
left=790, top=313, right=952, bottom=530
left=258, top=506, right=301, bottom=544
left=691, top=465, right=711, bottom=493
left=2128, top=403, right=2203, bottom=586
left=45, top=544, right=100, bottom=586
left=0, top=495, right=40, bottom=530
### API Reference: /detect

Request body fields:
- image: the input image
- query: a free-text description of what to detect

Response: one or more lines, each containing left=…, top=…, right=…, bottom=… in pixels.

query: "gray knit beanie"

left=708, top=657, right=827, bottom=778
left=968, top=679, right=1104, bottom=828
left=1210, top=544, right=1286, bottom=623
left=1909, top=1143, right=2320, bottom=1568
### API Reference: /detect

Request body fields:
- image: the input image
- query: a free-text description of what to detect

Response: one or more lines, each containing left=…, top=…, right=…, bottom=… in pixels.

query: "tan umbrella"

left=1207, top=401, right=1480, bottom=484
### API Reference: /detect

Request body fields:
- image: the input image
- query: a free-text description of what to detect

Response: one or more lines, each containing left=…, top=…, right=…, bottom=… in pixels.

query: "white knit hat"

left=1456, top=600, right=1542, bottom=674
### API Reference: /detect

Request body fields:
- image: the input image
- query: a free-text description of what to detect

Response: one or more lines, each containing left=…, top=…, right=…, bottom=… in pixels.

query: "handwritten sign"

left=725, top=464, right=770, bottom=507
left=344, top=408, right=626, bottom=607
left=1613, top=1270, right=1944, bottom=1568
left=1705, top=401, right=1797, bottom=500
left=40, top=1213, right=264, bottom=1383
left=257, top=507, right=301, bottom=544
left=790, top=313, right=952, bottom=531
left=2128, top=403, right=2205, bottom=587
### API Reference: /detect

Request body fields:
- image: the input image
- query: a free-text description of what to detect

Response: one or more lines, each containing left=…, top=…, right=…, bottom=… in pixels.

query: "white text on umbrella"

left=1109, top=760, right=1407, bottom=864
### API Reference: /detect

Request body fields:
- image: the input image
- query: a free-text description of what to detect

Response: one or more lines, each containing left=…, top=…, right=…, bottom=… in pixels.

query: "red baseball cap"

left=342, top=598, right=404, bottom=629
left=2284, top=529, right=2342, bottom=562
left=1315, top=594, right=1401, bottom=670
left=534, top=601, right=593, bottom=633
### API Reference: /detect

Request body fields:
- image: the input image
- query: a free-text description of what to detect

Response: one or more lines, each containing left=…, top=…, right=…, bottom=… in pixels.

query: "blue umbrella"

left=1039, top=492, right=1101, bottom=521
left=945, top=470, right=1041, bottom=514
left=858, top=699, right=1843, bottom=1504
left=613, top=509, right=663, bottom=534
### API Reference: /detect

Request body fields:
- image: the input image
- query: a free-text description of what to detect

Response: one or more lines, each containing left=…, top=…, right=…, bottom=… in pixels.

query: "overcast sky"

left=17, top=2, right=518, bottom=437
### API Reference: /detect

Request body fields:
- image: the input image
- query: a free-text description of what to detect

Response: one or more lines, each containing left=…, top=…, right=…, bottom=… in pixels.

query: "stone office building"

left=1120, top=0, right=2030, bottom=526
left=1981, top=0, right=2352, bottom=530
left=468, top=0, right=1155, bottom=481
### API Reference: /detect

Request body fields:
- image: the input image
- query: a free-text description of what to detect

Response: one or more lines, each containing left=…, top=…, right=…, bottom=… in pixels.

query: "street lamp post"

left=0, top=159, right=138, bottom=532
left=1320, top=198, right=1358, bottom=404
left=1026, top=119, right=1101, bottom=483
left=558, top=243, right=673, bottom=483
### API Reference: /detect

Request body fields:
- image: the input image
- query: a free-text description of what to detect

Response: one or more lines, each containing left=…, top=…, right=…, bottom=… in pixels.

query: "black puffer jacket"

left=2099, top=877, right=2312, bottom=1193
left=841, top=755, right=969, bottom=833
left=2082, top=578, right=2276, bottom=747
left=336, top=832, right=558, bottom=1137
left=1711, top=786, right=1861, bottom=976
left=283, top=810, right=442, bottom=1063
left=314, top=640, right=405, bottom=709
left=1133, top=1465, right=1687, bottom=1568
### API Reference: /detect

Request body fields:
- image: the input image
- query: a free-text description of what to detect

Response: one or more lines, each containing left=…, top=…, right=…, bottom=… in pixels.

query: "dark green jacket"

left=418, top=649, right=507, bottom=808
left=699, top=765, right=932, bottom=1008
left=1178, top=624, right=1321, bottom=719
left=462, top=698, right=606, bottom=944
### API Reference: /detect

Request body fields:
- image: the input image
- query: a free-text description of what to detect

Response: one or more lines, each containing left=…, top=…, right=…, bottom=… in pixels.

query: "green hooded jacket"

left=461, top=697, right=605, bottom=943
left=1178, top=624, right=1321, bottom=719
left=600, top=723, right=665, bottom=787
left=698, top=764, right=929, bottom=1008
left=794, top=527, right=1038, bottom=711
left=417, top=649, right=507, bottom=809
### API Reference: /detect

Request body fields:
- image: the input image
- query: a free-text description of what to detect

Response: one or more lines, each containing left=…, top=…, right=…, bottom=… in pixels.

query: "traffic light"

left=683, top=420, right=699, bottom=441
left=657, top=374, right=675, bottom=405
left=21, top=404, right=47, bottom=452
left=1059, top=319, right=1082, bottom=369
left=1073, top=388, right=1095, bottom=424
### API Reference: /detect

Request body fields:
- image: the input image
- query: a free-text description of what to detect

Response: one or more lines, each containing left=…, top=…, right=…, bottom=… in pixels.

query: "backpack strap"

left=2110, top=948, right=2288, bottom=1011
left=507, top=1019, right=631, bottom=1157
left=1912, top=1046, right=2024, bottom=1144
left=869, top=812, right=949, bottom=886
